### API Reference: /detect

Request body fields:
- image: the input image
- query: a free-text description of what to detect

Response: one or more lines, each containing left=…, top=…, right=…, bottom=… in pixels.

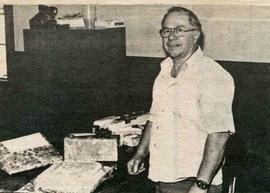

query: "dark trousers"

left=154, top=178, right=222, bottom=193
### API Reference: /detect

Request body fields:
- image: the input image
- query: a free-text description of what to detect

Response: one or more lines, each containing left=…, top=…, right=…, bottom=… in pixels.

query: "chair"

left=228, top=177, right=236, bottom=193
left=222, top=133, right=242, bottom=193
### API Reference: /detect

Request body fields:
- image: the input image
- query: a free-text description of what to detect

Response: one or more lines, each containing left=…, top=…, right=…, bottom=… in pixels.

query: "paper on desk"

left=93, top=116, right=120, bottom=128
left=2, top=133, right=50, bottom=153
left=109, top=125, right=142, bottom=135
left=57, top=18, right=85, bottom=28
left=133, top=113, right=150, bottom=126
left=94, top=113, right=149, bottom=132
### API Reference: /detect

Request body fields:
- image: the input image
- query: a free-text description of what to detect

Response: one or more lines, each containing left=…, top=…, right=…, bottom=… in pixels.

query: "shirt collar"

left=160, top=46, right=204, bottom=72
left=185, top=46, right=204, bottom=67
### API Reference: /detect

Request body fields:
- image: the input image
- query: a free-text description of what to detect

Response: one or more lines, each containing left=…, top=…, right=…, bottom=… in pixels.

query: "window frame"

left=0, top=5, right=15, bottom=81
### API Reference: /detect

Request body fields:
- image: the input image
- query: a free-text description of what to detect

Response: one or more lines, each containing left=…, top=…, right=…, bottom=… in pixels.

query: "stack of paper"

left=56, top=13, right=85, bottom=28
left=93, top=116, right=121, bottom=129
left=95, top=20, right=125, bottom=28
left=34, top=161, right=113, bottom=193
left=57, top=18, right=85, bottom=28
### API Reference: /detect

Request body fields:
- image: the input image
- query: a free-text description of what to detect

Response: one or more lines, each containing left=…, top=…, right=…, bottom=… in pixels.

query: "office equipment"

left=93, top=112, right=149, bottom=134
left=93, top=112, right=149, bottom=147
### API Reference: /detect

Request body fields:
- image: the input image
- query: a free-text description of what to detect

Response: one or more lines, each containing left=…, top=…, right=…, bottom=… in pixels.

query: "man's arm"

left=197, top=132, right=230, bottom=183
left=135, top=120, right=152, bottom=157
left=190, top=72, right=235, bottom=192
left=127, top=120, right=152, bottom=175
left=188, top=132, right=230, bottom=193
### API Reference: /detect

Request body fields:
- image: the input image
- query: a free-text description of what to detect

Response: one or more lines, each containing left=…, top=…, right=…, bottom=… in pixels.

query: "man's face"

left=162, top=11, right=199, bottom=59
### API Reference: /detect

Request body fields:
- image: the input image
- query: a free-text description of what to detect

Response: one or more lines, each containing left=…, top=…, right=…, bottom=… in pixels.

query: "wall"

left=12, top=4, right=270, bottom=62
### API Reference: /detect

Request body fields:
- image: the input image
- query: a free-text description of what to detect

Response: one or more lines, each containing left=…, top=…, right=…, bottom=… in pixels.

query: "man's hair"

left=161, top=6, right=204, bottom=48
left=161, top=7, right=201, bottom=32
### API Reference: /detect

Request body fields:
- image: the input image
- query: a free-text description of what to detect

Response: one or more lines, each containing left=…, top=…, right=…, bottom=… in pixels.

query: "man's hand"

left=127, top=120, right=151, bottom=175
left=127, top=120, right=152, bottom=175
left=127, top=155, right=145, bottom=175
left=188, top=183, right=208, bottom=193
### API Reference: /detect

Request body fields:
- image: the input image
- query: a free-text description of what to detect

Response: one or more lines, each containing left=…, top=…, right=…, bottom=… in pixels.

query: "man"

left=127, top=7, right=235, bottom=193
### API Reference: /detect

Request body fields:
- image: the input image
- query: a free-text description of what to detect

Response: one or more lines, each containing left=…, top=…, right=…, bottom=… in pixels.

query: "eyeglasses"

left=159, top=27, right=198, bottom=38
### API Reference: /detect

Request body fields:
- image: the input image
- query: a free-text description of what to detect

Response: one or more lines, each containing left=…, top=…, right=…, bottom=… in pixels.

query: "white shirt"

left=148, top=47, right=235, bottom=185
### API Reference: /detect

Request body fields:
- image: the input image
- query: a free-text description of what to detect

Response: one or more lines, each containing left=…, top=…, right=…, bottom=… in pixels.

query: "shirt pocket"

left=173, top=84, right=200, bottom=120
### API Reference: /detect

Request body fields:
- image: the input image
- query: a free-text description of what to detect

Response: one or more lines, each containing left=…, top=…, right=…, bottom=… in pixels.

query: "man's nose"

left=168, top=29, right=178, bottom=40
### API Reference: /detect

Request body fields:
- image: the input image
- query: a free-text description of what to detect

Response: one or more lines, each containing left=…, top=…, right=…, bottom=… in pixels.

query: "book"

left=0, top=133, right=62, bottom=175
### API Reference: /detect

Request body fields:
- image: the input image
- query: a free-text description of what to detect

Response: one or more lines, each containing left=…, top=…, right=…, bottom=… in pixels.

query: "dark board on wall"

left=3, top=28, right=127, bottom=147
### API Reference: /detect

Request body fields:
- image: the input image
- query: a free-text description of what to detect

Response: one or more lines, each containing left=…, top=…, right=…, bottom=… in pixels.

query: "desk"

left=0, top=147, right=154, bottom=193
left=0, top=166, right=153, bottom=193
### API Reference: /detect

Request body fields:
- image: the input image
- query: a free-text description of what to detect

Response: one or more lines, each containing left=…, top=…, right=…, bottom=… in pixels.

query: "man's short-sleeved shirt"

left=148, top=47, right=235, bottom=185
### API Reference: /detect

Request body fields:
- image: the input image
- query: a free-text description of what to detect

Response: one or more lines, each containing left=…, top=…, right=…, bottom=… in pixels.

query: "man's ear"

left=193, top=31, right=201, bottom=44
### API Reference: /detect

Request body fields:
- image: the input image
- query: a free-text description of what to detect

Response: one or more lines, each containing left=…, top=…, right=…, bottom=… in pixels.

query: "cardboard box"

left=64, top=134, right=118, bottom=162
left=0, top=133, right=63, bottom=175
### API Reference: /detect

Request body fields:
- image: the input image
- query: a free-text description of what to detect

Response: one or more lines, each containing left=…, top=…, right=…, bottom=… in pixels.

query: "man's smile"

left=167, top=42, right=181, bottom=47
